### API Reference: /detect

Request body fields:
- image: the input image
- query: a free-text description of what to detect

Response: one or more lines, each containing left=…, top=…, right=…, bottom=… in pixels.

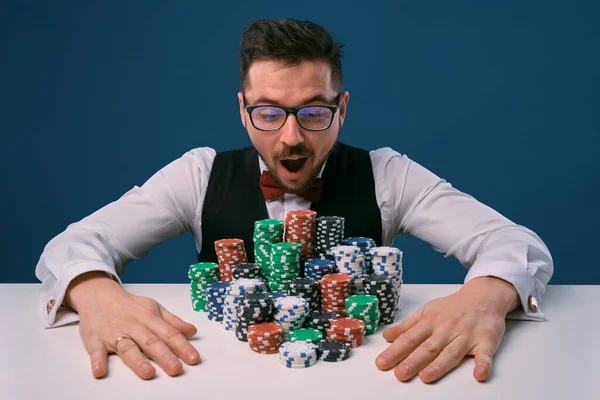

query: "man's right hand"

left=64, top=271, right=200, bottom=379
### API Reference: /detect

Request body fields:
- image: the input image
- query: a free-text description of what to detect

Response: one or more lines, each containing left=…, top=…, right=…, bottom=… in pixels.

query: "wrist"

left=461, top=276, right=521, bottom=316
left=64, top=271, right=122, bottom=313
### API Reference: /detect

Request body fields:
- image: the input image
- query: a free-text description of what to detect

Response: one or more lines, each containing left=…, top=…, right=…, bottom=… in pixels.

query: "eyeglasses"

left=243, top=94, right=341, bottom=131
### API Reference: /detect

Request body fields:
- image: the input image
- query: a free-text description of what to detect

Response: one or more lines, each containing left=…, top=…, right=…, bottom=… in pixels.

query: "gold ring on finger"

left=113, top=335, right=134, bottom=356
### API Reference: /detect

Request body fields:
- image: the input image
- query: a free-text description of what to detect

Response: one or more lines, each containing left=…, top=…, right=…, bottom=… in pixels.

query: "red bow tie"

left=259, top=170, right=323, bottom=203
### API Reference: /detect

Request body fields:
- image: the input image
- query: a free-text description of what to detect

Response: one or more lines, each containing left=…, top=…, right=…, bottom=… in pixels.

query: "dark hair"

left=239, top=19, right=344, bottom=93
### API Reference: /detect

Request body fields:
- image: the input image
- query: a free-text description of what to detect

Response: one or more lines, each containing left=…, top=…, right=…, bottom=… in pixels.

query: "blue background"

left=1, top=1, right=598, bottom=284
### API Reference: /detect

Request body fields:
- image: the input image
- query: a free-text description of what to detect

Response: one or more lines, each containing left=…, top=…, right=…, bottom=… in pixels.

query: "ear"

left=338, top=91, right=350, bottom=128
left=238, top=92, right=247, bottom=128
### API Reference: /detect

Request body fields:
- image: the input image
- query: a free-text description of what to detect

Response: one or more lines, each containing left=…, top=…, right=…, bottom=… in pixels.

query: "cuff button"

left=528, top=295, right=539, bottom=313
left=46, top=299, right=56, bottom=315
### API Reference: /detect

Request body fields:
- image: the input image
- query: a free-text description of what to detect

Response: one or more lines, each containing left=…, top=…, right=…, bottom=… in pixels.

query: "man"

left=35, top=19, right=553, bottom=383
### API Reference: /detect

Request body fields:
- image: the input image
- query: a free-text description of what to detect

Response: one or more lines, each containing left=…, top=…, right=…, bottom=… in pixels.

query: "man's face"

left=238, top=60, right=349, bottom=193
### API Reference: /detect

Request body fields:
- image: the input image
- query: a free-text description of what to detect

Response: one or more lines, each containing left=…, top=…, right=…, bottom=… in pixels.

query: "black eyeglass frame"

left=242, top=93, right=342, bottom=132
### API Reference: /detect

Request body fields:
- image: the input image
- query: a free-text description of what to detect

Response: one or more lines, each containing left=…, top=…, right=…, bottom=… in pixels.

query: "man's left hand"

left=375, top=276, right=521, bottom=383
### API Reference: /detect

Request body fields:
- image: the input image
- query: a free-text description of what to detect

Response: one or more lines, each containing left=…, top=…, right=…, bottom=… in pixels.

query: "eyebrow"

left=251, top=94, right=334, bottom=107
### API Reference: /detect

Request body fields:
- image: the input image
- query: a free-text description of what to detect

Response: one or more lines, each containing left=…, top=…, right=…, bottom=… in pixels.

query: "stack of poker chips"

left=221, top=278, right=266, bottom=331
left=188, top=262, right=220, bottom=312
left=284, top=210, right=317, bottom=262
left=206, top=281, right=231, bottom=322
left=320, top=273, right=353, bottom=317
left=369, top=246, right=403, bottom=311
left=268, top=242, right=302, bottom=292
left=327, top=317, right=366, bottom=348
left=289, top=277, right=321, bottom=314
left=345, top=294, right=380, bottom=335
left=308, top=311, right=340, bottom=336
left=343, top=237, right=377, bottom=275
left=247, top=322, right=283, bottom=354
left=313, top=216, right=345, bottom=260
left=362, top=274, right=397, bottom=325
left=304, top=259, right=337, bottom=281
left=253, top=219, right=284, bottom=278
left=330, top=245, right=366, bottom=293
left=287, top=328, right=323, bottom=344
left=273, top=296, right=310, bottom=341
left=278, top=341, right=318, bottom=369
left=214, top=238, right=248, bottom=282
left=316, top=338, right=352, bottom=362
left=232, top=263, right=261, bottom=280
left=235, top=292, right=275, bottom=342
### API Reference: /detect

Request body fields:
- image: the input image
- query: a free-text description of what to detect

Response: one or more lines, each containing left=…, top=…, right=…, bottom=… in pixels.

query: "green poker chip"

left=288, top=328, right=323, bottom=344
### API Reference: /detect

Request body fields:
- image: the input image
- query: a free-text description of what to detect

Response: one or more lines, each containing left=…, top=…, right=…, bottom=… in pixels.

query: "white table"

left=1, top=284, right=597, bottom=400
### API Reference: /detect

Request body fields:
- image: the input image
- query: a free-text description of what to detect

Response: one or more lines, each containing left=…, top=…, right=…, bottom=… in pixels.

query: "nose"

left=278, top=113, right=304, bottom=147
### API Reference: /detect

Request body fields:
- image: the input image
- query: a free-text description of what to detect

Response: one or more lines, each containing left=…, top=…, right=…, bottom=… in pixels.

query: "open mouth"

left=280, top=157, right=308, bottom=173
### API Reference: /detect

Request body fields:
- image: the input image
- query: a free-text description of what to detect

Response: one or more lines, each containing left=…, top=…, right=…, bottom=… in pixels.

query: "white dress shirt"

left=35, top=146, right=553, bottom=328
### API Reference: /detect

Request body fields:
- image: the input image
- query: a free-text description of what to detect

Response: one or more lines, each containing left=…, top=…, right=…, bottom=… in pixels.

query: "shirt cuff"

left=464, top=261, right=546, bottom=321
left=39, top=261, right=122, bottom=329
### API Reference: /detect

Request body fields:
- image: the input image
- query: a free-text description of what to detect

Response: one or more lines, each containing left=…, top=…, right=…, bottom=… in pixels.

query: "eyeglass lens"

left=251, top=106, right=333, bottom=130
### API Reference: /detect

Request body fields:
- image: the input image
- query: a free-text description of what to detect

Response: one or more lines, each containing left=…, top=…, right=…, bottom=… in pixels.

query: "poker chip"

left=253, top=219, right=285, bottom=278
left=369, top=246, right=403, bottom=312
left=284, top=210, right=317, bottom=264
left=287, top=328, right=323, bottom=344
left=289, top=277, right=321, bottom=313
left=320, top=273, right=353, bottom=317
left=278, top=341, right=318, bottom=369
left=215, top=239, right=248, bottom=282
left=308, top=311, right=339, bottom=335
left=188, top=262, right=220, bottom=312
left=235, top=292, right=275, bottom=341
left=197, top=215, right=410, bottom=369
left=327, top=318, right=366, bottom=348
left=362, top=274, right=397, bottom=325
left=316, top=338, right=352, bottom=361
left=330, top=245, right=366, bottom=293
left=247, top=322, right=283, bottom=354
left=206, top=281, right=231, bottom=322
left=221, top=278, right=266, bottom=331
left=232, top=263, right=261, bottom=280
left=304, top=259, right=337, bottom=281
left=343, top=237, right=377, bottom=275
left=345, top=294, right=380, bottom=335
left=269, top=242, right=302, bottom=293
left=273, top=296, right=310, bottom=340
left=313, top=216, right=345, bottom=260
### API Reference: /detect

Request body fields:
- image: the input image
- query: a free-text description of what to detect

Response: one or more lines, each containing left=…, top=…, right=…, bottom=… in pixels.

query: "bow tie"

left=259, top=170, right=323, bottom=203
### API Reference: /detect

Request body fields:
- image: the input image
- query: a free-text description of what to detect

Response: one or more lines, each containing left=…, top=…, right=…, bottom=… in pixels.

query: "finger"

left=159, top=305, right=198, bottom=338
left=382, top=307, right=423, bottom=342
left=150, top=311, right=200, bottom=365
left=376, top=322, right=433, bottom=371
left=473, top=343, right=496, bottom=382
left=114, top=336, right=156, bottom=380
left=86, top=336, right=108, bottom=378
left=129, top=323, right=184, bottom=377
left=393, top=332, right=455, bottom=382
left=418, top=336, right=470, bottom=383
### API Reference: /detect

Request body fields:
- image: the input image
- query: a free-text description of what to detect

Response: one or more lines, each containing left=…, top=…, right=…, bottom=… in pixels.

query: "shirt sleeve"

left=370, top=147, right=554, bottom=321
left=34, top=147, right=216, bottom=328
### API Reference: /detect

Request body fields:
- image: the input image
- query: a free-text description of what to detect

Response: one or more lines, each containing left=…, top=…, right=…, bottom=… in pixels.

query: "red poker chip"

left=249, top=346, right=279, bottom=354
left=247, top=322, right=283, bottom=337
left=215, top=238, right=244, bottom=247
left=330, top=318, right=365, bottom=332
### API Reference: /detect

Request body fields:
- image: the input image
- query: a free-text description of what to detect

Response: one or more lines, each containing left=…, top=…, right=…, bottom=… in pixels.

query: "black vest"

left=198, top=141, right=382, bottom=263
